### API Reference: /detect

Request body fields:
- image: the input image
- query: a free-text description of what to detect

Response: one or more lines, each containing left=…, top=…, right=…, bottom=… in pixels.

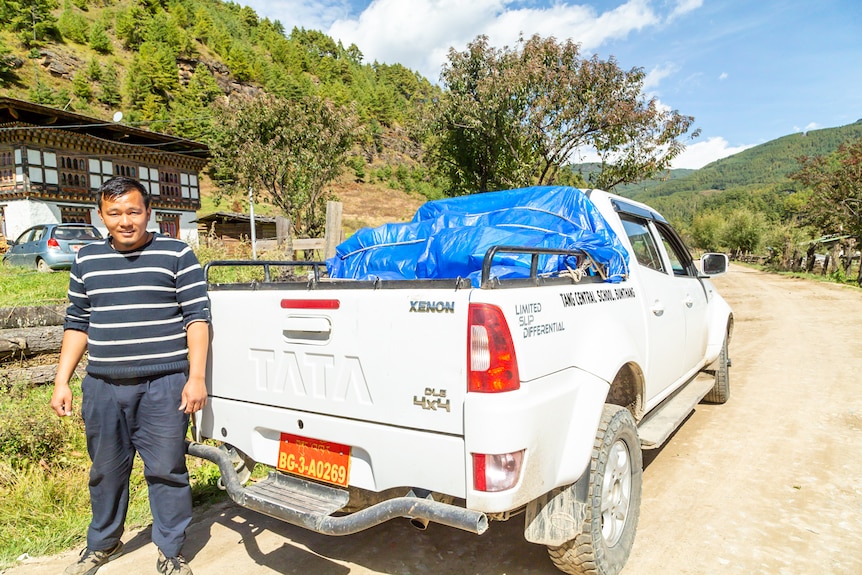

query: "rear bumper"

left=187, top=441, right=489, bottom=536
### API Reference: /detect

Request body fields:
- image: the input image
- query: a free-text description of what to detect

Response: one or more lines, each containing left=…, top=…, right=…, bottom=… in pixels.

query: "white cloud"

left=242, top=0, right=353, bottom=33
left=718, top=72, right=728, bottom=80
left=794, top=122, right=820, bottom=134
left=671, top=137, right=754, bottom=169
left=327, top=0, right=660, bottom=81
left=644, top=64, right=677, bottom=92
left=668, top=0, right=703, bottom=21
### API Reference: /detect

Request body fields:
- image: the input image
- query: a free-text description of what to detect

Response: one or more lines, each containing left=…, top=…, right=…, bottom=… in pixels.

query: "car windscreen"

left=54, top=227, right=102, bottom=241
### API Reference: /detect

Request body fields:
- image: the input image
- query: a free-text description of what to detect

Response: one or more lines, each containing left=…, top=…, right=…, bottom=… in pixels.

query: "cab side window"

left=654, top=222, right=695, bottom=277
left=621, top=216, right=664, bottom=273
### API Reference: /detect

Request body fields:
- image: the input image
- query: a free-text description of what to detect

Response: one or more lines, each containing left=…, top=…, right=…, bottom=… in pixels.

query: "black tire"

left=547, top=405, right=642, bottom=575
left=36, top=258, right=52, bottom=273
left=703, top=334, right=730, bottom=404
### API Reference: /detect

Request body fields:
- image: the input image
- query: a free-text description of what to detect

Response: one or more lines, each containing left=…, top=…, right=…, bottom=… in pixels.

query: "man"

left=51, top=176, right=210, bottom=575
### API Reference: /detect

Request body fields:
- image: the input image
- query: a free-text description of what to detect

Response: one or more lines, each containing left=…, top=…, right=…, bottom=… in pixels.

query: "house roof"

left=0, top=97, right=209, bottom=159
left=194, top=211, right=279, bottom=224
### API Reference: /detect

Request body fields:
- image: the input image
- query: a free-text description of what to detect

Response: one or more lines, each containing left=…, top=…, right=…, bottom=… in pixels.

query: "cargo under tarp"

left=326, top=186, right=629, bottom=286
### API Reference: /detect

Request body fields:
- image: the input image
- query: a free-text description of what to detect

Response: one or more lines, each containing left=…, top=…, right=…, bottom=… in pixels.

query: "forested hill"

left=623, top=119, right=862, bottom=201
left=2, top=0, right=861, bottom=232
left=0, top=0, right=439, bottom=146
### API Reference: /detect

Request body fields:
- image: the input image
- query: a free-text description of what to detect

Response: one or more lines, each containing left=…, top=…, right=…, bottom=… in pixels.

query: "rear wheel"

left=703, top=334, right=730, bottom=404
left=547, top=405, right=642, bottom=575
left=36, top=258, right=52, bottom=273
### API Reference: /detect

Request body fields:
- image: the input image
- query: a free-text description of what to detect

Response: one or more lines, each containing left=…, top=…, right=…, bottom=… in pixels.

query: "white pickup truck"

left=189, top=187, right=732, bottom=575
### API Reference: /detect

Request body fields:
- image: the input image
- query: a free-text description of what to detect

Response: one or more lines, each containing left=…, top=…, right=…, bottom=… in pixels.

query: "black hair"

left=97, top=176, right=151, bottom=210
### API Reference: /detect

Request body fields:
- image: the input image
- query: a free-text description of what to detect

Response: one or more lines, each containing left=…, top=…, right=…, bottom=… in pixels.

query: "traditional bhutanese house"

left=0, top=97, right=208, bottom=244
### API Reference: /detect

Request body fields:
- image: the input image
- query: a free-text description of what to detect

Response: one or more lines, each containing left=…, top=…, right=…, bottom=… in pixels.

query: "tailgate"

left=207, top=287, right=471, bottom=435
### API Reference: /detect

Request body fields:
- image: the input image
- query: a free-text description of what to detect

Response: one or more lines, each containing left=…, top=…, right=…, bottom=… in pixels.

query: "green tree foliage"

left=115, top=3, right=148, bottom=49
left=125, top=40, right=179, bottom=108
left=72, top=70, right=91, bottom=100
left=85, top=58, right=101, bottom=80
left=144, top=10, right=193, bottom=57
left=28, top=78, right=71, bottom=108
left=209, top=93, right=360, bottom=238
left=791, top=136, right=862, bottom=243
left=88, top=20, right=112, bottom=53
left=631, top=121, right=862, bottom=203
left=720, top=209, right=767, bottom=256
left=8, top=0, right=61, bottom=47
left=690, top=211, right=725, bottom=252
left=57, top=1, right=89, bottom=44
left=169, top=64, right=222, bottom=140
left=0, top=36, right=16, bottom=80
left=191, top=7, right=214, bottom=43
left=430, top=34, right=697, bottom=196
left=226, top=41, right=254, bottom=81
left=97, top=62, right=121, bottom=106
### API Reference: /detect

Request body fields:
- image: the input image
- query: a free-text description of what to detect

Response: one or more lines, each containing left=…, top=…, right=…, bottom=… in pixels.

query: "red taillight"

left=47, top=238, right=60, bottom=250
left=468, top=303, right=519, bottom=392
left=281, top=299, right=340, bottom=309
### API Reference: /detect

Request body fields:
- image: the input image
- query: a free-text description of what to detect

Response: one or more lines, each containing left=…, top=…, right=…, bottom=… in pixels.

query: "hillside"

left=0, top=0, right=439, bottom=174
left=2, top=0, right=861, bottom=238
left=629, top=120, right=862, bottom=201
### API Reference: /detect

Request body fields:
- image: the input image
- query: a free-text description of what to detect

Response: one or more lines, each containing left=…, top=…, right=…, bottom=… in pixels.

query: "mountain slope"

left=630, top=120, right=862, bottom=202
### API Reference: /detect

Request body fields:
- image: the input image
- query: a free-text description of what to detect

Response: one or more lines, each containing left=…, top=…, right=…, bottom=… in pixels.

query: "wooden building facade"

left=0, top=97, right=209, bottom=245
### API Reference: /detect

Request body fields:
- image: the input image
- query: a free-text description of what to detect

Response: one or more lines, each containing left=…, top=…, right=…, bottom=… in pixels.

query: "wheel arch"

left=606, top=362, right=646, bottom=423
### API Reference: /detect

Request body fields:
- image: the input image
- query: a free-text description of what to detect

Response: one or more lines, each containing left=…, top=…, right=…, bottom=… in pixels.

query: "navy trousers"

left=81, top=372, right=191, bottom=557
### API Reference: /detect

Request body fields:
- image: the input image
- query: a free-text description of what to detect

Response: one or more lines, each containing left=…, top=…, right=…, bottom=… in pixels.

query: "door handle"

left=650, top=301, right=665, bottom=316
left=684, top=295, right=694, bottom=308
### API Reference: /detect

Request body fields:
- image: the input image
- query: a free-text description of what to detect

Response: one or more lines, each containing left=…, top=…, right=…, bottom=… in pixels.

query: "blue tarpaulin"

left=326, top=186, right=629, bottom=286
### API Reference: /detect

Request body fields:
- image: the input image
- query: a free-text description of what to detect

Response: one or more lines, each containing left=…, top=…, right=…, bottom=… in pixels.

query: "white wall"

left=3, top=200, right=200, bottom=246
left=2, top=199, right=61, bottom=241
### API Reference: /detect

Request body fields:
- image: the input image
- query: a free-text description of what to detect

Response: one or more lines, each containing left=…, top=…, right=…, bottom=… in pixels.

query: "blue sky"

left=239, top=0, right=862, bottom=169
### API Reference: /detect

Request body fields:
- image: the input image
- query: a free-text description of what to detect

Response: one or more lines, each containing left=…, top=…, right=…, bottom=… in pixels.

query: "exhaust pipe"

left=407, top=489, right=433, bottom=530
left=410, top=516, right=430, bottom=530
left=187, top=441, right=489, bottom=536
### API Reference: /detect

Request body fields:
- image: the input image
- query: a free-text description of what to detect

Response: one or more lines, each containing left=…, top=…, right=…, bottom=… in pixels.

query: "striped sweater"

left=64, top=233, right=210, bottom=379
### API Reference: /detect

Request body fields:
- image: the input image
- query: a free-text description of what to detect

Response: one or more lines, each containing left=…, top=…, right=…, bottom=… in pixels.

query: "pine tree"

left=98, top=63, right=121, bottom=106
left=72, top=70, right=91, bottom=100
left=85, top=58, right=101, bottom=81
left=88, top=20, right=111, bottom=53
left=11, top=0, right=61, bottom=47
left=58, top=0, right=88, bottom=44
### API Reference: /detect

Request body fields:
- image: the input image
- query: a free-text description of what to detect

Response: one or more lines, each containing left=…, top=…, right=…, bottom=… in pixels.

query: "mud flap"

left=523, top=471, right=589, bottom=546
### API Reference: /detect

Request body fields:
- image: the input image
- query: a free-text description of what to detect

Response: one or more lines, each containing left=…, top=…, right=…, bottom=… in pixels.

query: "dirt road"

left=7, top=265, right=862, bottom=575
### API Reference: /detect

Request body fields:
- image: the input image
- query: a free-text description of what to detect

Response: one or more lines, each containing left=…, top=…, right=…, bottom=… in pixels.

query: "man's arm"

left=50, top=329, right=88, bottom=417
left=180, top=320, right=209, bottom=414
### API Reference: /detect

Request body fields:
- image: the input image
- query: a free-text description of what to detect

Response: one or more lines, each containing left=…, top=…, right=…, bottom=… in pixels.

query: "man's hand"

left=50, top=383, right=73, bottom=417
left=51, top=329, right=88, bottom=417
left=179, top=375, right=208, bottom=414
left=181, top=320, right=209, bottom=414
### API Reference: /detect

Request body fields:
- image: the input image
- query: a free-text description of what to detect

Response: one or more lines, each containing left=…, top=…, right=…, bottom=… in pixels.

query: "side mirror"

left=700, top=253, right=728, bottom=276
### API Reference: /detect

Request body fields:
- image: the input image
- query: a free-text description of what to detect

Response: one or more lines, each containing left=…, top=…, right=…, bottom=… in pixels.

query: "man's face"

left=97, top=189, right=152, bottom=251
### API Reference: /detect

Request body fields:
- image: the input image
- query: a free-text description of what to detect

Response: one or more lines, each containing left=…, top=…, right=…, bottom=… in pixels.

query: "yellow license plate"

left=277, top=433, right=351, bottom=487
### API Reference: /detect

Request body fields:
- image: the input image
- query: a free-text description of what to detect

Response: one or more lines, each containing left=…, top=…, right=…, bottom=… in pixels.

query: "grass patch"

left=0, top=379, right=228, bottom=569
left=0, top=266, right=70, bottom=307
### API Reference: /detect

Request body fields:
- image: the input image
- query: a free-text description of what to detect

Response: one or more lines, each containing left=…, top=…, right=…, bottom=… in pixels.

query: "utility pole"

left=248, top=186, right=257, bottom=260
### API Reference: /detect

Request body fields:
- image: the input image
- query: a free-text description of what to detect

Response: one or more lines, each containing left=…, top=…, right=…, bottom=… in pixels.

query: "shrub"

left=0, top=384, right=81, bottom=469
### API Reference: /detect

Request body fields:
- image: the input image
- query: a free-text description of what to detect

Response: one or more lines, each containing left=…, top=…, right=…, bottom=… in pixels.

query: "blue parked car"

left=2, top=223, right=104, bottom=272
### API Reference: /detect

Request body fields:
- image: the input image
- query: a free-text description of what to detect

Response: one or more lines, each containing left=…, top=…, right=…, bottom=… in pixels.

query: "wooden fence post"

left=325, top=201, right=343, bottom=261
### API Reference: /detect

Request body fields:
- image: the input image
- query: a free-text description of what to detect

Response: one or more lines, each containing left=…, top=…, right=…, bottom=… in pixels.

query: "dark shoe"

left=156, top=551, right=192, bottom=575
left=64, top=541, right=124, bottom=575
